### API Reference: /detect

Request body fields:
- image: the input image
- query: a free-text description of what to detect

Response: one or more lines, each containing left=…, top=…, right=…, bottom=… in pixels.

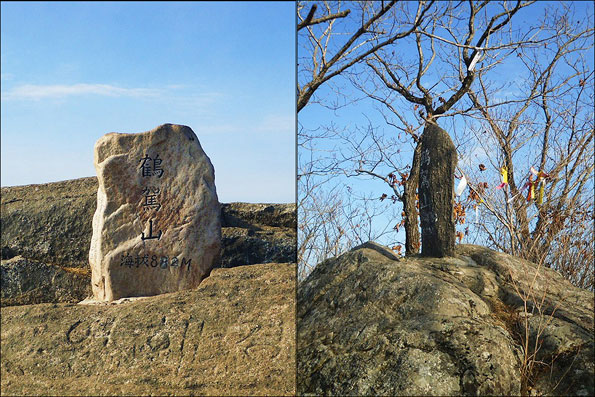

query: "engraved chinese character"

left=120, top=253, right=134, bottom=267
left=135, top=254, right=149, bottom=267
left=153, top=154, right=163, bottom=178
left=139, top=154, right=164, bottom=178
left=142, top=187, right=161, bottom=211
left=141, top=219, right=162, bottom=241
left=140, top=154, right=153, bottom=177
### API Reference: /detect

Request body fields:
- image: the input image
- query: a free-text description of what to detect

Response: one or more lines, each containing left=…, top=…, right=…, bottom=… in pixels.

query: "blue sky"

left=1, top=1, right=295, bottom=203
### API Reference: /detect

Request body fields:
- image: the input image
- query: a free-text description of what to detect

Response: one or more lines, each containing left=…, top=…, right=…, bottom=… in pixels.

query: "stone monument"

left=89, top=124, right=221, bottom=301
left=418, top=122, right=456, bottom=257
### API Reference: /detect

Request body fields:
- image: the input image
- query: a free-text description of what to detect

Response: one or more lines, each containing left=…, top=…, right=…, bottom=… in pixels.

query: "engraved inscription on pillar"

left=419, top=146, right=434, bottom=229
left=139, top=154, right=164, bottom=242
left=89, top=124, right=221, bottom=302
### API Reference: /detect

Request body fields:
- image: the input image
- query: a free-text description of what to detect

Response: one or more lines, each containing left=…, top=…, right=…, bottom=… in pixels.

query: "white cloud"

left=2, top=83, right=162, bottom=100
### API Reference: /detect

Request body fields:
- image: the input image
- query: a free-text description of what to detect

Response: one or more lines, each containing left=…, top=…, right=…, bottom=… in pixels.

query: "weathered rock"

left=0, top=177, right=97, bottom=266
left=1, top=177, right=295, bottom=306
left=1, top=256, right=91, bottom=307
left=298, top=243, right=593, bottom=396
left=220, top=203, right=296, bottom=268
left=222, top=202, right=296, bottom=229
left=419, top=122, right=457, bottom=257
left=89, top=124, right=221, bottom=301
left=221, top=228, right=295, bottom=268
left=1, top=262, right=296, bottom=396
left=1, top=178, right=295, bottom=267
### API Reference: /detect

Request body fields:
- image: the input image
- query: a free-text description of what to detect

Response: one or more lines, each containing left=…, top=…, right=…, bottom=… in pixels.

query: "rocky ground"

left=2, top=262, right=296, bottom=396
left=1, top=177, right=98, bottom=267
left=3, top=177, right=593, bottom=396
left=1, top=177, right=297, bottom=395
left=1, top=177, right=296, bottom=306
left=298, top=242, right=594, bottom=396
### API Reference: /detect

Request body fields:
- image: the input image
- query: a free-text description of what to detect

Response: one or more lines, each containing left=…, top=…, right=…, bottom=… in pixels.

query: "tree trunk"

left=403, top=141, right=422, bottom=255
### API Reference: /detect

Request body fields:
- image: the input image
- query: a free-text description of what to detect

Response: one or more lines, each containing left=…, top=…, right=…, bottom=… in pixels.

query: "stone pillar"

left=418, top=122, right=456, bottom=257
left=89, top=124, right=221, bottom=301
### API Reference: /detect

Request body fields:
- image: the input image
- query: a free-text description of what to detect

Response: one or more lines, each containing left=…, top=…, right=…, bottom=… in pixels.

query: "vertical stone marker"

left=418, top=122, right=456, bottom=257
left=89, top=124, right=221, bottom=301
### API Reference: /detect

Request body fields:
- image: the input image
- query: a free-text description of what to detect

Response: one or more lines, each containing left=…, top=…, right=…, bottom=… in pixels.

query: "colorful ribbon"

left=537, top=179, right=545, bottom=204
left=504, top=166, right=549, bottom=204
left=527, top=167, right=549, bottom=204
left=526, top=175, right=535, bottom=201
left=496, top=166, right=508, bottom=189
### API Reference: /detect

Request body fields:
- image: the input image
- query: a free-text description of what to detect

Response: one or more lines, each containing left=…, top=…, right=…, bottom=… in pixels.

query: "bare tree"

left=460, top=3, right=594, bottom=288
left=298, top=1, right=594, bottom=288
left=297, top=0, right=434, bottom=112
left=297, top=121, right=402, bottom=278
left=297, top=0, right=435, bottom=275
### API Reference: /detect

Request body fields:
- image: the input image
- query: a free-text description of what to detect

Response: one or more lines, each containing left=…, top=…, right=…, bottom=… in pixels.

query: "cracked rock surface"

left=1, top=262, right=296, bottom=396
left=298, top=242, right=593, bottom=396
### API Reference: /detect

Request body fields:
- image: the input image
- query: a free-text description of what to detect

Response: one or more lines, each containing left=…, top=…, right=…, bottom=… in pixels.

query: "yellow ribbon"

left=537, top=179, right=545, bottom=205
left=500, top=167, right=508, bottom=184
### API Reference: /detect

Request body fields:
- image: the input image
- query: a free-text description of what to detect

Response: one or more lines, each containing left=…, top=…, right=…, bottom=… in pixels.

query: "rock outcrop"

left=1, top=261, right=296, bottom=396
left=1, top=177, right=296, bottom=306
left=89, top=124, right=221, bottom=301
left=221, top=202, right=296, bottom=269
left=1, top=177, right=98, bottom=267
left=298, top=242, right=593, bottom=396
left=0, top=256, right=91, bottom=307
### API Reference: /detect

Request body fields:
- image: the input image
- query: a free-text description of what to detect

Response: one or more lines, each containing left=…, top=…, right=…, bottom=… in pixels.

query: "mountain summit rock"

left=298, top=243, right=593, bottom=396
left=419, top=122, right=457, bottom=257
